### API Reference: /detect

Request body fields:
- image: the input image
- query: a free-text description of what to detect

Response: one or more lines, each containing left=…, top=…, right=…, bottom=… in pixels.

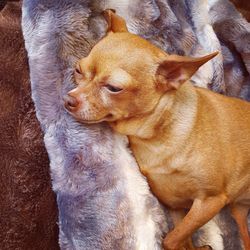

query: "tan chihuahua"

left=64, top=10, right=250, bottom=250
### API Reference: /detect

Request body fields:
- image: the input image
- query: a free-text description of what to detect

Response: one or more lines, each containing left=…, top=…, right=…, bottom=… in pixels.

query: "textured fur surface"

left=230, top=0, right=250, bottom=22
left=0, top=2, right=59, bottom=249
left=209, top=0, right=250, bottom=100
left=22, top=1, right=167, bottom=249
left=21, top=0, right=249, bottom=249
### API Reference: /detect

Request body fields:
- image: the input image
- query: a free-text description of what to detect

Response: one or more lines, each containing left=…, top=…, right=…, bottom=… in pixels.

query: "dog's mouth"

left=79, top=119, right=105, bottom=124
left=64, top=102, right=115, bottom=123
left=72, top=113, right=114, bottom=124
left=79, top=114, right=113, bottom=124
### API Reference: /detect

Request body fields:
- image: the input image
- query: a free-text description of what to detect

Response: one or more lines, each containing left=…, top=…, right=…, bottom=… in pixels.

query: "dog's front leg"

left=169, top=209, right=196, bottom=250
left=163, top=194, right=228, bottom=250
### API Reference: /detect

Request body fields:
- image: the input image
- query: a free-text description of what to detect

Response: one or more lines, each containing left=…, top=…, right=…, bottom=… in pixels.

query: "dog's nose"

left=63, top=94, right=79, bottom=111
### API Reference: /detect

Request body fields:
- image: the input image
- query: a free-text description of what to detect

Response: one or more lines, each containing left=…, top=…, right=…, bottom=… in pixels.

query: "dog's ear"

left=103, top=9, right=128, bottom=33
left=156, top=52, right=219, bottom=91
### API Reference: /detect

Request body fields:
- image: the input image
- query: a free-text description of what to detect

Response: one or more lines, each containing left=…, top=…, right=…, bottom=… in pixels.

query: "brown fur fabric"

left=0, top=2, right=59, bottom=249
left=230, top=0, right=250, bottom=21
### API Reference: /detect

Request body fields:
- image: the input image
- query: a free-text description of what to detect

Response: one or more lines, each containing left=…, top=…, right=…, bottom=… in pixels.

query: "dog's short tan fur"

left=65, top=10, right=250, bottom=250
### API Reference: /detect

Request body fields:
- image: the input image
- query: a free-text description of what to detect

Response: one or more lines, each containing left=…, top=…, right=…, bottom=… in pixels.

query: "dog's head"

left=64, top=10, right=218, bottom=124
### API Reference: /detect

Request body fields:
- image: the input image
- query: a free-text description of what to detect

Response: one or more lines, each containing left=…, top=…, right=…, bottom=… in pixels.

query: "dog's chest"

left=130, top=142, right=204, bottom=209
left=142, top=161, right=198, bottom=208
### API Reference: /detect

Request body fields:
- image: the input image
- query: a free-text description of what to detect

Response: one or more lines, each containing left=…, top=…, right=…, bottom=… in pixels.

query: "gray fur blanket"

left=22, top=0, right=250, bottom=249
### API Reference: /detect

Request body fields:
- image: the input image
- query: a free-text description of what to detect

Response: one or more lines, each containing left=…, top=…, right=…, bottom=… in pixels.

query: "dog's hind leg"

left=230, top=203, right=250, bottom=250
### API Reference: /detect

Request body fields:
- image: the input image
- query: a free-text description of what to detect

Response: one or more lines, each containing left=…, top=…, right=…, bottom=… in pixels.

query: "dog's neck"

left=110, top=91, right=175, bottom=139
left=109, top=82, right=198, bottom=141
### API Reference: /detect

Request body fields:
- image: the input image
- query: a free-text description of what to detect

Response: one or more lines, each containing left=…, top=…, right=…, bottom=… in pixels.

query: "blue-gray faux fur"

left=22, top=0, right=249, bottom=249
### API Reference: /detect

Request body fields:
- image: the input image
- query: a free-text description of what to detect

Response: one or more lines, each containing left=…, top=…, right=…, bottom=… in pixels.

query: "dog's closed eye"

left=74, top=65, right=84, bottom=83
left=104, top=84, right=123, bottom=93
left=75, top=67, right=81, bottom=74
left=75, top=62, right=82, bottom=74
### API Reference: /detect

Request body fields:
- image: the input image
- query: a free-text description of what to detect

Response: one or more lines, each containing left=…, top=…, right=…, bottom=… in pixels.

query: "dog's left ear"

left=103, top=9, right=128, bottom=33
left=156, top=52, right=219, bottom=91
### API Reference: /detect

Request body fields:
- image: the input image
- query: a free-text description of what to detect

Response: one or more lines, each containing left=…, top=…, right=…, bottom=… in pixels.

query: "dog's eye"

left=75, top=67, right=81, bottom=75
left=74, top=65, right=83, bottom=85
left=104, top=84, right=123, bottom=93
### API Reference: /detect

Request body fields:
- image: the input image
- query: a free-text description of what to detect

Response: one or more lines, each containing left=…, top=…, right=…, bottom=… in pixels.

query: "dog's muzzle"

left=63, top=94, right=79, bottom=112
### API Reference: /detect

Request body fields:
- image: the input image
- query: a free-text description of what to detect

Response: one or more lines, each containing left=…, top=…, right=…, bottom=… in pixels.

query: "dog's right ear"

left=103, top=9, right=128, bottom=33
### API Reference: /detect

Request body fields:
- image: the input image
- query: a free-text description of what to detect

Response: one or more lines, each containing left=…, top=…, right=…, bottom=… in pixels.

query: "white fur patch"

left=113, top=134, right=160, bottom=250
left=110, top=68, right=132, bottom=86
left=208, top=0, right=220, bottom=9
left=104, top=0, right=131, bottom=19
left=189, top=0, right=222, bottom=88
left=100, top=89, right=111, bottom=106
left=199, top=217, right=224, bottom=250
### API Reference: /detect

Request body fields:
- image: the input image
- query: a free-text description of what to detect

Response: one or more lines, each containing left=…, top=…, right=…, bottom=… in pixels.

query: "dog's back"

left=195, top=86, right=250, bottom=202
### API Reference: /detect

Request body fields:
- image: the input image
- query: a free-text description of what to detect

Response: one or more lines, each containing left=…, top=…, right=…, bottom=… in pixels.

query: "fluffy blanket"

left=0, top=2, right=59, bottom=249
left=22, top=0, right=249, bottom=249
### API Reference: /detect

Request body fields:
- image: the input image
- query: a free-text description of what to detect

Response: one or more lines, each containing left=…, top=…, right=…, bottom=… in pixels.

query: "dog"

left=64, top=10, right=250, bottom=250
